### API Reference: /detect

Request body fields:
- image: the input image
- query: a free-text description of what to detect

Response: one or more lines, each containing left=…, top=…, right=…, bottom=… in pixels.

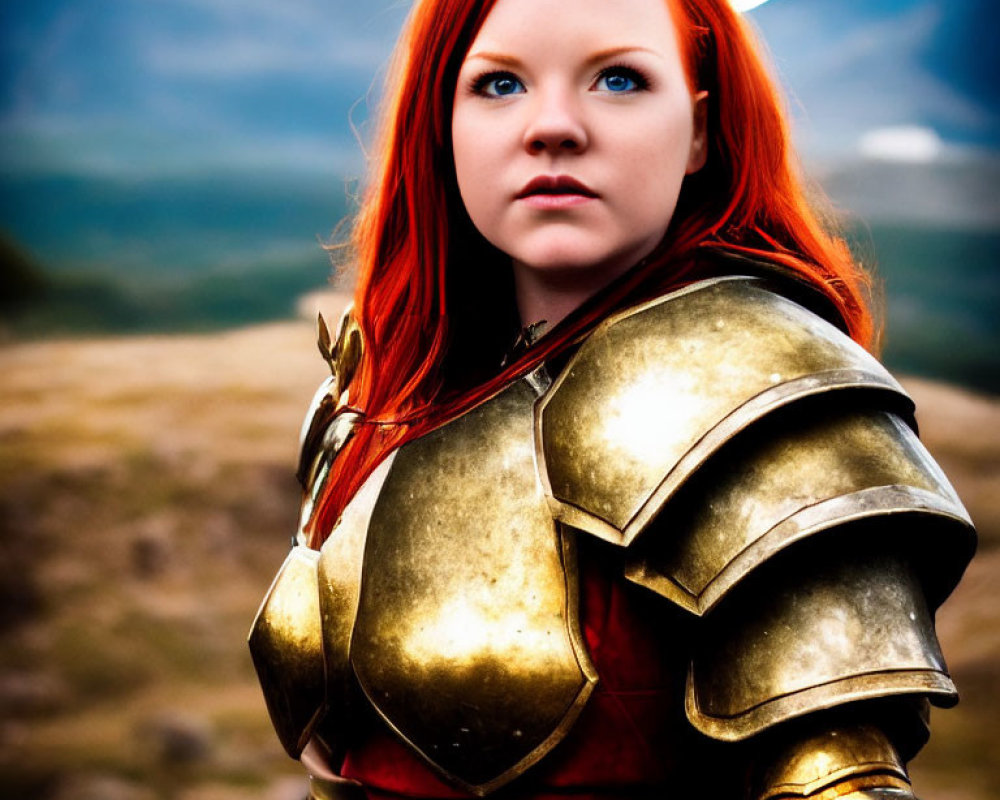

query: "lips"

left=516, top=175, right=598, bottom=200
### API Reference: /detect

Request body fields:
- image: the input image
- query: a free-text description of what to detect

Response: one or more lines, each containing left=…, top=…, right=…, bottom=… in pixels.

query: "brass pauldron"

left=622, top=403, right=973, bottom=616
left=753, top=723, right=912, bottom=800
left=533, top=276, right=974, bottom=741
left=294, top=307, right=366, bottom=545
left=685, top=544, right=958, bottom=740
left=536, top=276, right=916, bottom=547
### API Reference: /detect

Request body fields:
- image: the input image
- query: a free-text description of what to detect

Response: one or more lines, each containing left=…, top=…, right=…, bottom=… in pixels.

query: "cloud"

left=789, top=2, right=940, bottom=80
left=154, top=0, right=400, bottom=31
left=858, top=126, right=944, bottom=162
left=139, top=0, right=408, bottom=79
left=143, top=35, right=390, bottom=79
left=733, top=0, right=774, bottom=12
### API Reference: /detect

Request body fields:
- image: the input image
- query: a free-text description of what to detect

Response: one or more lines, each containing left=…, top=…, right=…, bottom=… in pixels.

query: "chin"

left=512, top=241, right=621, bottom=274
left=516, top=243, right=651, bottom=282
left=511, top=224, right=665, bottom=275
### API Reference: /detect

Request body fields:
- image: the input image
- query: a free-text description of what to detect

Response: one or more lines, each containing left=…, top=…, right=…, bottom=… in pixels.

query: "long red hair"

left=306, top=0, right=875, bottom=547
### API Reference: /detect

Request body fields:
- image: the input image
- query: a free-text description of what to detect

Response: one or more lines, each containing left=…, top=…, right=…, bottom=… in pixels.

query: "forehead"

left=465, top=0, right=683, bottom=63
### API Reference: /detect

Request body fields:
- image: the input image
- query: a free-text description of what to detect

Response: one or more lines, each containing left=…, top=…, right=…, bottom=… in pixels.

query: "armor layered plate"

left=248, top=546, right=324, bottom=757
left=752, top=723, right=909, bottom=799
left=624, top=405, right=974, bottom=615
left=536, top=276, right=910, bottom=545
left=314, top=452, right=398, bottom=755
left=350, top=377, right=597, bottom=795
left=687, top=548, right=957, bottom=740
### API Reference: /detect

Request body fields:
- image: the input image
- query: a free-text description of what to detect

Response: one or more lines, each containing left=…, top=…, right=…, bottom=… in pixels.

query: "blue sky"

left=2, top=0, right=997, bottom=179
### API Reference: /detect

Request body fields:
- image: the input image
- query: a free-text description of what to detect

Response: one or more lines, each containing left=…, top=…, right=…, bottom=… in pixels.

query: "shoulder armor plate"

left=624, top=405, right=974, bottom=616
left=532, top=276, right=975, bottom=741
left=535, top=276, right=911, bottom=547
left=686, top=547, right=958, bottom=740
left=248, top=546, right=324, bottom=757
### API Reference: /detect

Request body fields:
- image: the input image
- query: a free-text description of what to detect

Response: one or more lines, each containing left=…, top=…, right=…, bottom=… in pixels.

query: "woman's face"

left=452, top=0, right=707, bottom=286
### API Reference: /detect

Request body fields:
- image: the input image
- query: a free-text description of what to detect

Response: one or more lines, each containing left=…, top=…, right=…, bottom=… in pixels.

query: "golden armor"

left=249, top=276, right=975, bottom=798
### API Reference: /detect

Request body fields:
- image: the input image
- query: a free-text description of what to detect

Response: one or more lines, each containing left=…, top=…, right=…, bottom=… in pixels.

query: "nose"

left=523, top=87, right=588, bottom=154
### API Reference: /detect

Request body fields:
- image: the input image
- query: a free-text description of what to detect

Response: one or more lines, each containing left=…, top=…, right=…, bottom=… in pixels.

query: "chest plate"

left=328, top=377, right=596, bottom=795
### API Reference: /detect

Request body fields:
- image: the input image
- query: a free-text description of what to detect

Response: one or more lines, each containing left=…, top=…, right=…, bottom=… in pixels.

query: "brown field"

left=1, top=294, right=997, bottom=799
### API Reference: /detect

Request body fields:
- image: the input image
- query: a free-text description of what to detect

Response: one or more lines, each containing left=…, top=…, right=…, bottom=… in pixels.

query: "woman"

left=250, top=0, right=976, bottom=797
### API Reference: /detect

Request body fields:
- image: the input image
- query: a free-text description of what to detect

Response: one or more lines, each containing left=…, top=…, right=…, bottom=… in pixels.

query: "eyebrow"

left=463, top=45, right=660, bottom=69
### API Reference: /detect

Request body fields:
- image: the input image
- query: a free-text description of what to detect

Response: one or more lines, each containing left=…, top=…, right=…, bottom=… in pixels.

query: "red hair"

left=306, top=0, right=875, bottom=547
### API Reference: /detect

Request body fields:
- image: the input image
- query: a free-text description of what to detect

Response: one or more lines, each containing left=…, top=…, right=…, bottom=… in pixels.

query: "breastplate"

left=317, top=373, right=597, bottom=795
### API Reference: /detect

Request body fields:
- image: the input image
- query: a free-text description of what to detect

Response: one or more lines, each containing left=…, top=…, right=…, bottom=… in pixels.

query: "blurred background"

left=1, top=1, right=997, bottom=798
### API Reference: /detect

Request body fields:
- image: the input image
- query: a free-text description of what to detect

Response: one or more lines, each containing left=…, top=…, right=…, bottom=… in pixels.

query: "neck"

left=512, top=259, right=635, bottom=330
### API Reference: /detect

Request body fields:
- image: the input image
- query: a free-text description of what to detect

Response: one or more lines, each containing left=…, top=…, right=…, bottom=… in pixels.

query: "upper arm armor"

left=248, top=304, right=364, bottom=757
left=687, top=545, right=956, bottom=740
left=752, top=721, right=913, bottom=799
left=247, top=546, right=324, bottom=757
left=624, top=404, right=971, bottom=616
left=535, top=276, right=976, bottom=740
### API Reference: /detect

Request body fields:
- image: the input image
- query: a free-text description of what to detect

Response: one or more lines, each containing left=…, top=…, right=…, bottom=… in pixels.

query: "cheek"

left=645, top=108, right=694, bottom=169
left=452, top=112, right=504, bottom=229
left=604, top=115, right=693, bottom=246
left=619, top=109, right=693, bottom=203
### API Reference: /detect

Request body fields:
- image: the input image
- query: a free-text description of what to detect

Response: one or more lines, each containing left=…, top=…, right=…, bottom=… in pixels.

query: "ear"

left=686, top=90, right=709, bottom=175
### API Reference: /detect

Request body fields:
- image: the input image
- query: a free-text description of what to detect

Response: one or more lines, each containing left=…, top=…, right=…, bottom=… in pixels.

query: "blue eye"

left=475, top=72, right=525, bottom=97
left=595, top=67, right=646, bottom=93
